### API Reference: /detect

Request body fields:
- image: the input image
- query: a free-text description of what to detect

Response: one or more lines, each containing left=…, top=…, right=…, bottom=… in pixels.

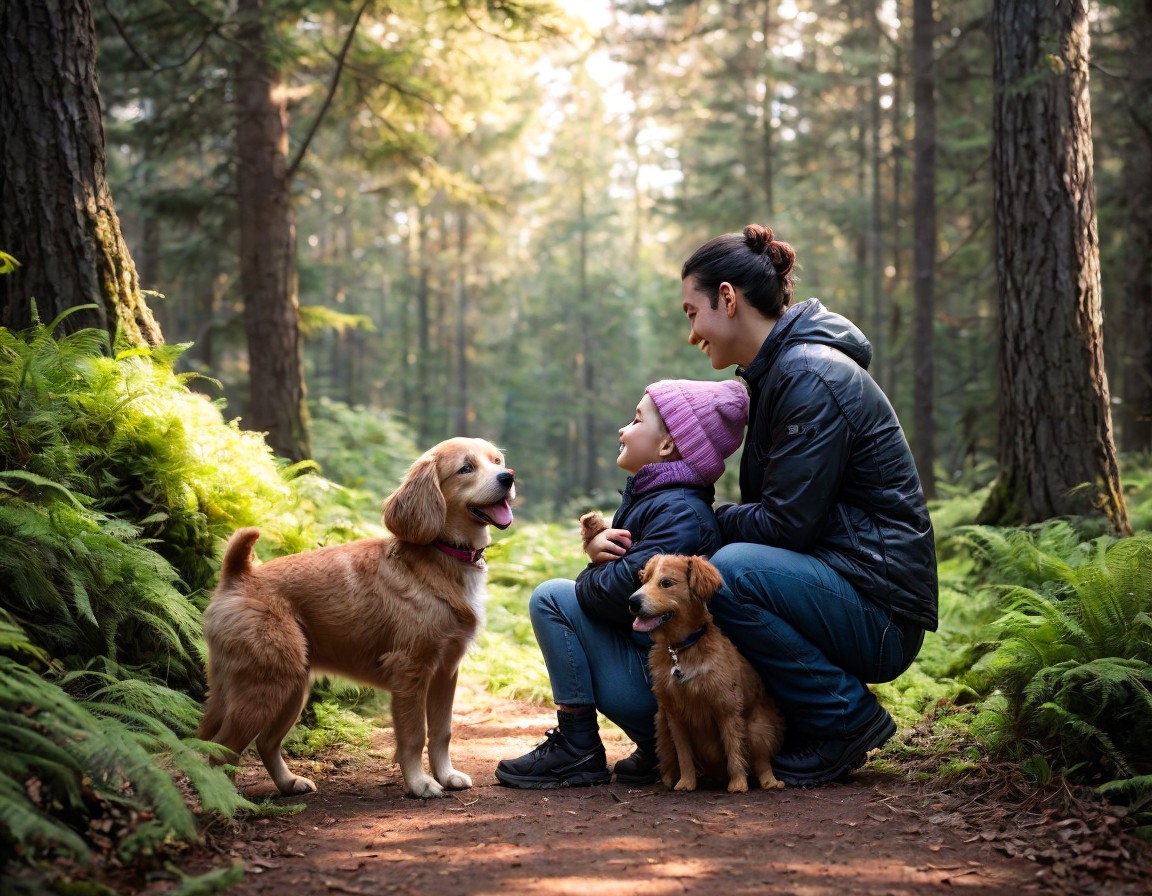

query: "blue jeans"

left=707, top=543, right=924, bottom=740
left=529, top=579, right=657, bottom=746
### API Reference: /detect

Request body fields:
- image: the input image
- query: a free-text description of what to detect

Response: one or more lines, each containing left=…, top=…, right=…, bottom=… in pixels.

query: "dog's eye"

left=457, top=463, right=475, bottom=475
left=659, top=577, right=675, bottom=589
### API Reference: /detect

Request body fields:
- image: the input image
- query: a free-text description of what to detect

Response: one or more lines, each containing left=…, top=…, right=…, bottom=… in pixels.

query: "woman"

left=680, top=223, right=938, bottom=786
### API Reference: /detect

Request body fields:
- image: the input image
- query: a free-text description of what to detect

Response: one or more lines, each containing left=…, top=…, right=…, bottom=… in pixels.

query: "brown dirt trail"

left=144, top=678, right=1152, bottom=896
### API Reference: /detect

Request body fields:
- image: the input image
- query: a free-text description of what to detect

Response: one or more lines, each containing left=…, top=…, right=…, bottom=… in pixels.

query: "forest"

left=0, top=0, right=1150, bottom=891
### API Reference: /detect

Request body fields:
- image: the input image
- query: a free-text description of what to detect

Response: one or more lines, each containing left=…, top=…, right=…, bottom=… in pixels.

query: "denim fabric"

left=529, top=578, right=657, bottom=745
left=707, top=542, right=925, bottom=739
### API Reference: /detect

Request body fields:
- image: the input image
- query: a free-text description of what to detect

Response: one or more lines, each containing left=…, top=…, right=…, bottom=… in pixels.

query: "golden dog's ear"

left=687, top=557, right=723, bottom=601
left=637, top=557, right=654, bottom=584
left=382, top=455, right=446, bottom=544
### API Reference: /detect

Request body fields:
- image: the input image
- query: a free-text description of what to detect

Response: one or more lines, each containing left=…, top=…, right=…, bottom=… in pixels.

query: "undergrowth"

left=0, top=315, right=400, bottom=872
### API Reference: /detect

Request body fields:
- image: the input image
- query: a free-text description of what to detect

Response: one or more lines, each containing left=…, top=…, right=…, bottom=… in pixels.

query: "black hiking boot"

left=495, top=728, right=610, bottom=789
left=613, top=743, right=660, bottom=786
left=772, top=703, right=896, bottom=787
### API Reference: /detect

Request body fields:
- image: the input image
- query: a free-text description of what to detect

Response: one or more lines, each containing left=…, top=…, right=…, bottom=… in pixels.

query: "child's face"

left=617, top=394, right=674, bottom=474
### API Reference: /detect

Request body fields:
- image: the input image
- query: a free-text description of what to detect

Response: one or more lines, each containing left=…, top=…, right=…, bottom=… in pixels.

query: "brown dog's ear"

left=382, top=455, right=446, bottom=544
left=687, top=557, right=723, bottom=601
left=637, top=556, right=654, bottom=584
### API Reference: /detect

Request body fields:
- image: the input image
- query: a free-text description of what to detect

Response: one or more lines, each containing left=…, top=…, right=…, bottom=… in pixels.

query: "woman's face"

left=682, top=278, right=740, bottom=370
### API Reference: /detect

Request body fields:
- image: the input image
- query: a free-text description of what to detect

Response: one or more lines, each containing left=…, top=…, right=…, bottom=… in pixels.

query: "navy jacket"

left=716, top=298, right=939, bottom=631
left=575, top=479, right=722, bottom=630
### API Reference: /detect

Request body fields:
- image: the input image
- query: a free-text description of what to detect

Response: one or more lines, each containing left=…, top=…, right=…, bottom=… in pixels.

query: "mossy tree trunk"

left=0, top=0, right=162, bottom=347
left=982, top=0, right=1130, bottom=535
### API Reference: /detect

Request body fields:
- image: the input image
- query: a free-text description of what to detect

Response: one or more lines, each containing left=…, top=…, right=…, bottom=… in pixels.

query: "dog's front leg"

left=718, top=711, right=751, bottom=793
left=665, top=714, right=699, bottom=792
left=655, top=709, right=680, bottom=789
left=425, top=663, right=470, bottom=791
left=390, top=683, right=443, bottom=798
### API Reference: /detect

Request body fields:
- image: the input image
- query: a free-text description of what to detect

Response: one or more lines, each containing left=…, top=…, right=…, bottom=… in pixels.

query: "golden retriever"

left=196, top=437, right=515, bottom=799
left=629, top=554, right=786, bottom=793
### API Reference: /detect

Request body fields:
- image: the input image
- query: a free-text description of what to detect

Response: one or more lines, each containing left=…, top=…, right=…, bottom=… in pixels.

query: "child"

left=495, top=379, right=748, bottom=788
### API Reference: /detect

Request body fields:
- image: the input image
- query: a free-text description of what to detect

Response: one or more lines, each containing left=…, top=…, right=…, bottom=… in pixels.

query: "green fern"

left=0, top=657, right=188, bottom=863
left=0, top=319, right=318, bottom=869
left=962, top=525, right=1152, bottom=791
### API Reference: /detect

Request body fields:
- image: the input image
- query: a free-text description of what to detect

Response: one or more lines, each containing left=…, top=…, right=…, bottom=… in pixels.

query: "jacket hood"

left=742, top=299, right=873, bottom=380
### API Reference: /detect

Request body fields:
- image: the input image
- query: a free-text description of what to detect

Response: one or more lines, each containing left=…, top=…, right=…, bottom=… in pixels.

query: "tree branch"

left=287, top=0, right=374, bottom=181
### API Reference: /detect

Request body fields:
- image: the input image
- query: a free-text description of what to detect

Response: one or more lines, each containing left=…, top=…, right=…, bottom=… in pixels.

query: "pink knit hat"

left=645, top=379, right=749, bottom=484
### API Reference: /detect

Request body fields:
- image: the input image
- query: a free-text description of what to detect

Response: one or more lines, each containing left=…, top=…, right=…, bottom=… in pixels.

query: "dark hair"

left=680, top=224, right=797, bottom=317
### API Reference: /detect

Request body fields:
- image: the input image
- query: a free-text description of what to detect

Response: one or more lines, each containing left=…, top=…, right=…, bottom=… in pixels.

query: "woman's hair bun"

left=743, top=224, right=775, bottom=254
left=743, top=224, right=796, bottom=278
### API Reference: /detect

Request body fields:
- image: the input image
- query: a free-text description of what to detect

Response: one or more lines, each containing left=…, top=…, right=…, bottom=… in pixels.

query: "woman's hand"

left=585, top=527, right=632, bottom=564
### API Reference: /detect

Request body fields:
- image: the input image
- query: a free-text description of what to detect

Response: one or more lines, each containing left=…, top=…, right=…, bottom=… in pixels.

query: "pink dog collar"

left=432, top=540, right=486, bottom=566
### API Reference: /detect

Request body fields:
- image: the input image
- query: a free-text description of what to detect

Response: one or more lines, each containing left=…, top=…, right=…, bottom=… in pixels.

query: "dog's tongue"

left=631, top=615, right=662, bottom=633
left=480, top=499, right=514, bottom=529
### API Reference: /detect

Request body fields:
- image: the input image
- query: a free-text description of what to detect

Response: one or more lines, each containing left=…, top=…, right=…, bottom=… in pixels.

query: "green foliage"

left=954, top=523, right=1152, bottom=818
left=0, top=319, right=339, bottom=868
left=283, top=699, right=377, bottom=757
left=0, top=318, right=291, bottom=603
left=308, top=397, right=419, bottom=493
left=0, top=645, right=254, bottom=866
left=464, top=522, right=589, bottom=703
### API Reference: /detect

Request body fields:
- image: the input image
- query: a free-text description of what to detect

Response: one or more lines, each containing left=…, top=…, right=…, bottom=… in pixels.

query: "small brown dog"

left=197, top=437, right=515, bottom=799
left=629, top=554, right=786, bottom=793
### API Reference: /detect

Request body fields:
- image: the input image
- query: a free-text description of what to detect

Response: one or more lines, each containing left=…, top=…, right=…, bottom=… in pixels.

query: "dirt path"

left=104, top=679, right=1149, bottom=896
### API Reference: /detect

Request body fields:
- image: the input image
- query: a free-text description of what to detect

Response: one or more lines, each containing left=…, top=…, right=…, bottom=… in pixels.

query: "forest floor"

left=24, top=678, right=1152, bottom=896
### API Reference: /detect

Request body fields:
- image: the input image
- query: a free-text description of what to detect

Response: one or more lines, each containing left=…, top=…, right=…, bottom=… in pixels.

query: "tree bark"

left=0, top=0, right=161, bottom=346
left=911, top=0, right=937, bottom=498
left=234, top=0, right=311, bottom=461
left=981, top=0, right=1129, bottom=534
left=1118, top=3, right=1152, bottom=454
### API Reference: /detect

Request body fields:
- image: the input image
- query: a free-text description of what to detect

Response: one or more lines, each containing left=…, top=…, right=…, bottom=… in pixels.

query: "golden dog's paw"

left=673, top=777, right=697, bottom=792
left=727, top=778, right=749, bottom=794
left=407, top=776, right=447, bottom=799
left=759, top=772, right=786, bottom=790
left=439, top=769, right=472, bottom=790
left=280, top=775, right=317, bottom=795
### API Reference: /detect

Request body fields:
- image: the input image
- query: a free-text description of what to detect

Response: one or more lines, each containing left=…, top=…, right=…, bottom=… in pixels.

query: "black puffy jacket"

left=715, top=299, right=939, bottom=631
left=575, top=479, right=722, bottom=630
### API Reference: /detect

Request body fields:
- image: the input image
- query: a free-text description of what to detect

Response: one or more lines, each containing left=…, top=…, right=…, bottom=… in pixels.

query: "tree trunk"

left=981, top=0, right=1129, bottom=534
left=413, top=210, right=434, bottom=447
left=868, top=63, right=886, bottom=391
left=0, top=0, right=161, bottom=346
left=911, top=0, right=937, bottom=498
left=234, top=0, right=311, bottom=462
left=453, top=210, right=471, bottom=436
left=577, top=171, right=599, bottom=496
left=759, top=0, right=775, bottom=218
left=1118, top=3, right=1152, bottom=454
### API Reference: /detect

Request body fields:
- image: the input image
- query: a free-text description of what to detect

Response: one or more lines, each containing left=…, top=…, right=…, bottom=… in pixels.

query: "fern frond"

left=966, top=528, right=1152, bottom=785
left=0, top=773, right=88, bottom=861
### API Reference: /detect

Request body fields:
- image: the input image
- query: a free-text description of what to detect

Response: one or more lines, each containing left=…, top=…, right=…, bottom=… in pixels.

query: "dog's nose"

left=627, top=592, right=643, bottom=615
left=498, top=471, right=514, bottom=487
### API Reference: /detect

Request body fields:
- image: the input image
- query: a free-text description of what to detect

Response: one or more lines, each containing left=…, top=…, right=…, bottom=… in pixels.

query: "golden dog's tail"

left=219, top=527, right=261, bottom=585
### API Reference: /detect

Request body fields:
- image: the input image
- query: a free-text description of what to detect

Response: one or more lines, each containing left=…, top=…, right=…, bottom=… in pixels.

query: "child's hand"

left=579, top=511, right=631, bottom=562
left=586, top=527, right=632, bottom=563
